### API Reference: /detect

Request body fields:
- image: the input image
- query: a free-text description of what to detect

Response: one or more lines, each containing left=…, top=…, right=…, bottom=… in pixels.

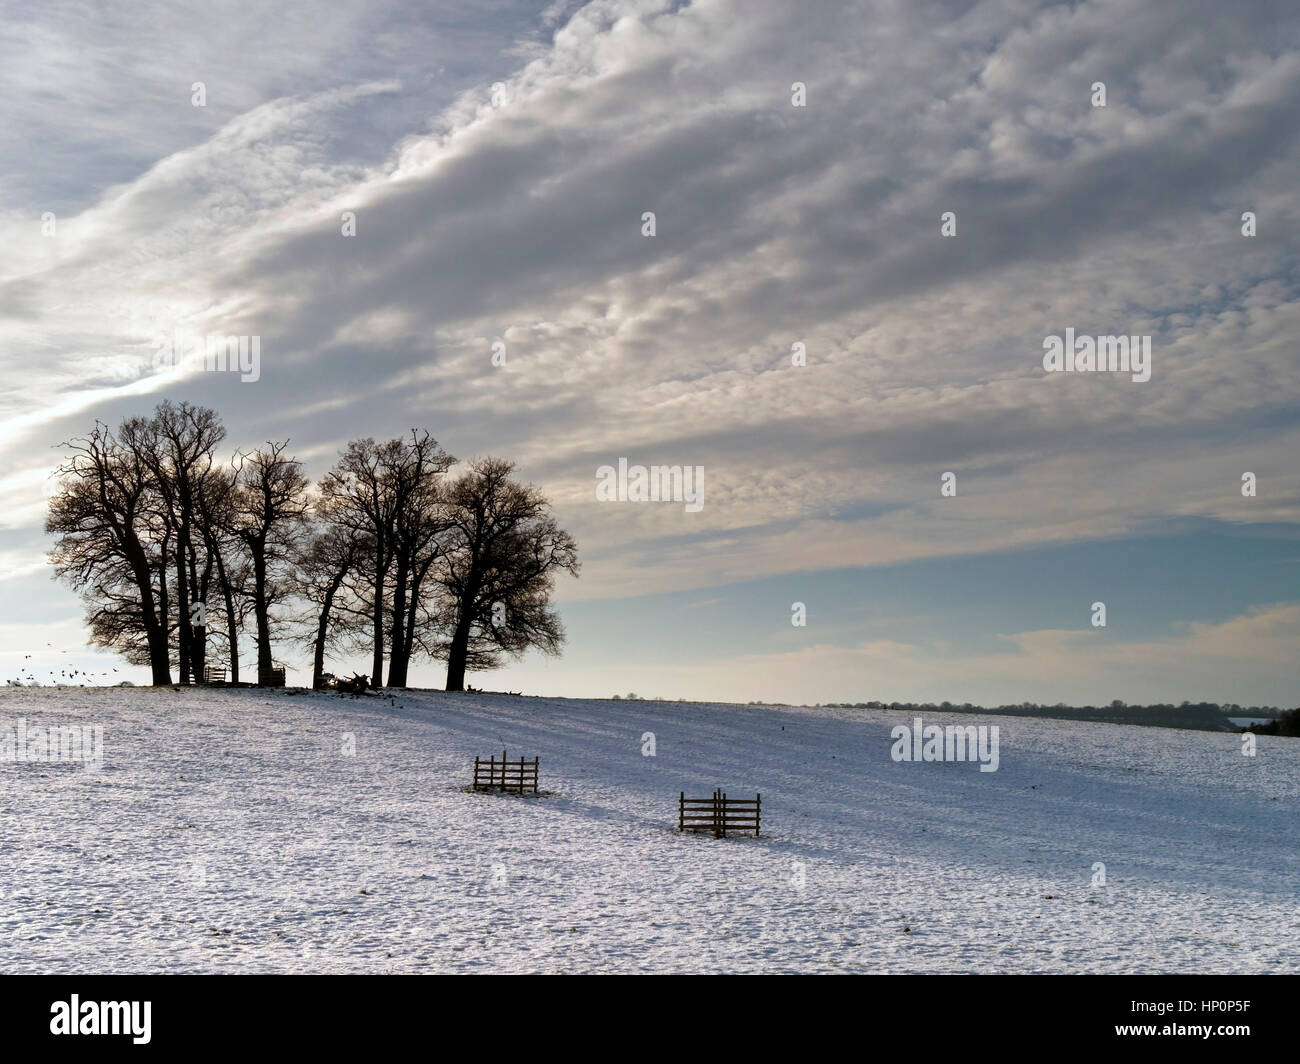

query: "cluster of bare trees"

left=46, top=401, right=579, bottom=690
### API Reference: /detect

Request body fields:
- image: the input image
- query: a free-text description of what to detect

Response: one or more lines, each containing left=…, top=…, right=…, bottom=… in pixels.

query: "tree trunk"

left=312, top=567, right=346, bottom=690
left=253, top=548, right=273, bottom=684
left=400, top=557, right=432, bottom=689
left=149, top=642, right=172, bottom=684
left=387, top=557, right=410, bottom=687
left=190, top=547, right=208, bottom=683
left=387, top=648, right=408, bottom=688
left=311, top=598, right=333, bottom=690
left=124, top=533, right=172, bottom=685
left=210, top=542, right=239, bottom=684
left=192, top=623, right=206, bottom=683
left=255, top=610, right=272, bottom=683
left=444, top=613, right=472, bottom=692
left=224, top=598, right=240, bottom=683
left=370, top=555, right=385, bottom=689
left=312, top=619, right=329, bottom=690
left=175, top=545, right=191, bottom=684
left=143, top=593, right=172, bottom=686
left=156, top=541, right=173, bottom=685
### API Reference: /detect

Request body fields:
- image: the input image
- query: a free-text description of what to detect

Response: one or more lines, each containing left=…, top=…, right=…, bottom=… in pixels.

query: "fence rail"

left=473, top=750, right=539, bottom=795
left=679, top=789, right=761, bottom=837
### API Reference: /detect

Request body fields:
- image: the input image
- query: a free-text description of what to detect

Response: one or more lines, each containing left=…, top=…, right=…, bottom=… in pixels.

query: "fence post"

left=756, top=792, right=761, bottom=837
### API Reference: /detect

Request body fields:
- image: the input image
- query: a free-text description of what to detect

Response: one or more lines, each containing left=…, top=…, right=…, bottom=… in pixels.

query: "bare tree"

left=231, top=441, right=309, bottom=685
left=46, top=420, right=172, bottom=684
left=433, top=458, right=579, bottom=692
left=386, top=432, right=454, bottom=687
left=142, top=401, right=226, bottom=684
left=317, top=439, right=392, bottom=687
left=316, top=432, right=453, bottom=687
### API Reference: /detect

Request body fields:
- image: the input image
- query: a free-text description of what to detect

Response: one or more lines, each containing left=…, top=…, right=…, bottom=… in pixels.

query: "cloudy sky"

left=1, top=0, right=1298, bottom=705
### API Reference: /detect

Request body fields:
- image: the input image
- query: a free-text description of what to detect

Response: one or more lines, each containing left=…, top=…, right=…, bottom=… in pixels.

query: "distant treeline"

left=1244, top=708, right=1300, bottom=737
left=813, top=700, right=1292, bottom=734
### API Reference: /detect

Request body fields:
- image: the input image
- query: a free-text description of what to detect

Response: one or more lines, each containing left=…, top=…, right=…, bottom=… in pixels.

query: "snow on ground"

left=0, top=686, right=1295, bottom=973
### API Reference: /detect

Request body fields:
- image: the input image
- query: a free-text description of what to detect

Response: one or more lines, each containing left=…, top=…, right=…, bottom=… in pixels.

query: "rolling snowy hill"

left=0, top=686, right=1295, bottom=973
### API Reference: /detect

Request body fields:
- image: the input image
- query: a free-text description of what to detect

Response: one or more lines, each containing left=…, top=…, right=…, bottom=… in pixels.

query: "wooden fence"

left=679, top=790, right=761, bottom=837
left=473, top=750, right=539, bottom=795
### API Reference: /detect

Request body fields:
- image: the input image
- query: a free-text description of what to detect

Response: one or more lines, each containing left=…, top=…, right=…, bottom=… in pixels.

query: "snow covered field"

left=0, top=686, right=1295, bottom=973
